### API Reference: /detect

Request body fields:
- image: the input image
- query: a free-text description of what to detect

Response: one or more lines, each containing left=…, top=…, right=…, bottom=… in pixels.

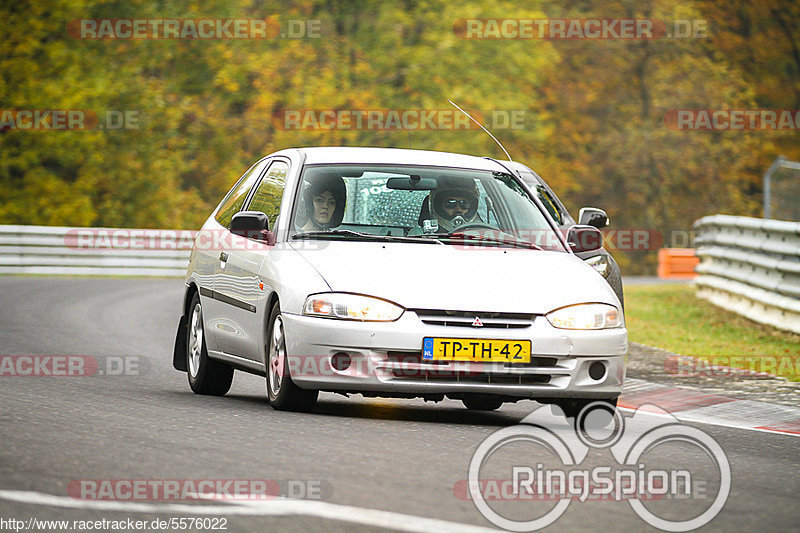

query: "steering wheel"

left=448, top=222, right=497, bottom=234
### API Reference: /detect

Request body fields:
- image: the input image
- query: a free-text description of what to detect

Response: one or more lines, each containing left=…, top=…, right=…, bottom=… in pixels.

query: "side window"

left=247, top=160, right=289, bottom=225
left=536, top=185, right=564, bottom=225
left=214, top=159, right=271, bottom=228
left=519, top=170, right=565, bottom=226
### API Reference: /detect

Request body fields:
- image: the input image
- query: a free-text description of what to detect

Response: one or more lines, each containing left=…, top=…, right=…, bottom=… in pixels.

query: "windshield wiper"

left=426, top=232, right=542, bottom=250
left=293, top=229, right=442, bottom=244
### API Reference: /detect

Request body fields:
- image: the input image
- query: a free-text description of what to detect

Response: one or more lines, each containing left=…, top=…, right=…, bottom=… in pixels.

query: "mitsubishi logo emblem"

left=471, top=316, right=484, bottom=327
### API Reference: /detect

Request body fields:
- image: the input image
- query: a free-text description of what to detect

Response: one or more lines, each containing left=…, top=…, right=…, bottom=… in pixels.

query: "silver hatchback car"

left=173, top=147, right=627, bottom=414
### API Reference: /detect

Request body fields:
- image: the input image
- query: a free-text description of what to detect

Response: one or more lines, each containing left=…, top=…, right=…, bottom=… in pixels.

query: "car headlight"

left=585, top=254, right=610, bottom=278
left=546, top=303, right=623, bottom=329
left=303, top=293, right=404, bottom=321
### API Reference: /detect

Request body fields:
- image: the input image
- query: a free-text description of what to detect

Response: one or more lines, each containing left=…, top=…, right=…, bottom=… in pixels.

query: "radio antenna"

left=448, top=99, right=513, bottom=161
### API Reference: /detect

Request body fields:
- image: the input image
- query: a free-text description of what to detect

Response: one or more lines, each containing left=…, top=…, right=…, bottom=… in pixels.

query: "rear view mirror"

left=567, top=225, right=603, bottom=253
left=578, top=207, right=609, bottom=229
left=386, top=176, right=437, bottom=190
left=230, top=211, right=274, bottom=244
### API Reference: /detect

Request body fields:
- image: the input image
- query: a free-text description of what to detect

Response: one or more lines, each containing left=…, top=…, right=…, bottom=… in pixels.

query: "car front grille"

left=386, top=351, right=557, bottom=367
left=412, top=309, right=535, bottom=329
left=383, top=351, right=558, bottom=385
left=388, top=368, right=551, bottom=385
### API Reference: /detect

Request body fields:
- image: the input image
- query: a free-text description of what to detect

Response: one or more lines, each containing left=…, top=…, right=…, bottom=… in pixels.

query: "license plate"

left=422, top=337, right=531, bottom=363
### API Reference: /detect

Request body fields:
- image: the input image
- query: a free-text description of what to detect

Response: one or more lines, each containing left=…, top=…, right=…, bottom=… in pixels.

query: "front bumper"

left=281, top=311, right=627, bottom=400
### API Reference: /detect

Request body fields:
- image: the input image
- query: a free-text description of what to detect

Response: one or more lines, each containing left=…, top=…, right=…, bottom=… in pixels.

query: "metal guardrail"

left=694, top=215, right=800, bottom=334
left=0, top=225, right=193, bottom=277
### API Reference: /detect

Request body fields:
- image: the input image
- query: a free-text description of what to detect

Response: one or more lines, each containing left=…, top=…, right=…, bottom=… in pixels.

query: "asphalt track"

left=0, top=277, right=798, bottom=532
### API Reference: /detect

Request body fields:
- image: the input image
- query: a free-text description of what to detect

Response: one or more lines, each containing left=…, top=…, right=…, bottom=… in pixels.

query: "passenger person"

left=426, top=177, right=481, bottom=232
left=298, top=174, right=346, bottom=231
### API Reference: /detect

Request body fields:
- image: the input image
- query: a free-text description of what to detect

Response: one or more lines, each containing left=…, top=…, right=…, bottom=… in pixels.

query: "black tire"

left=266, top=301, right=318, bottom=412
left=462, top=395, right=504, bottom=411
left=186, top=292, right=234, bottom=396
left=556, top=397, right=618, bottom=419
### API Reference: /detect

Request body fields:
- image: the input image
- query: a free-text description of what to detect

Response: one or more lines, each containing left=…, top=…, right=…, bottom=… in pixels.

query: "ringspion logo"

left=465, top=403, right=730, bottom=531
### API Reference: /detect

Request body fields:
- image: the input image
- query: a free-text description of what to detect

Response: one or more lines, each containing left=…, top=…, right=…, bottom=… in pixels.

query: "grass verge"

left=625, top=284, right=800, bottom=382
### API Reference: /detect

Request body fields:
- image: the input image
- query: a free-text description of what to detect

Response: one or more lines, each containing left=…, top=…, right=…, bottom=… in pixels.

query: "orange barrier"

left=657, top=248, right=699, bottom=279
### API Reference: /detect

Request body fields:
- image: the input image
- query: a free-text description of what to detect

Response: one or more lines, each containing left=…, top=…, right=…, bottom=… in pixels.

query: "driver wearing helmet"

left=298, top=174, right=347, bottom=232
left=426, top=177, right=481, bottom=233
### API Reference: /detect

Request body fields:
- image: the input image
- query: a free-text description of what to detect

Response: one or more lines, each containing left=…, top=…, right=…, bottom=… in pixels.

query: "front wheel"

left=187, top=292, right=233, bottom=395
left=266, top=302, right=318, bottom=412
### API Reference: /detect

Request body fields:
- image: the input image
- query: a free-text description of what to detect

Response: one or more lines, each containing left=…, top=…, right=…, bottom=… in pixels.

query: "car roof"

left=273, top=146, right=511, bottom=172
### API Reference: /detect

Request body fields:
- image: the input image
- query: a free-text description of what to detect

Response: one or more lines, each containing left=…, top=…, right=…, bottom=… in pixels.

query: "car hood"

left=291, top=241, right=620, bottom=314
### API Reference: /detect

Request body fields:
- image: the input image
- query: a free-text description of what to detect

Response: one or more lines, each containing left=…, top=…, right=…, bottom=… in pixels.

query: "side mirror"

left=578, top=207, right=609, bottom=229
left=566, top=225, right=603, bottom=253
left=230, top=211, right=274, bottom=244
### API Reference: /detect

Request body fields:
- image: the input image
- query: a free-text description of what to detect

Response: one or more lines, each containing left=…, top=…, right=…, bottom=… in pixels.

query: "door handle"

left=219, top=252, right=229, bottom=262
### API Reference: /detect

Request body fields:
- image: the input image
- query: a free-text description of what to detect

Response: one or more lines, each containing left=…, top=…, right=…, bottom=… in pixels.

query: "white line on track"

left=0, top=490, right=503, bottom=533
left=619, top=378, right=800, bottom=437
left=616, top=406, right=800, bottom=437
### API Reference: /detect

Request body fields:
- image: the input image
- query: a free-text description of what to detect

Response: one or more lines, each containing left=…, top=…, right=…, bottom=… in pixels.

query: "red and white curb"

left=619, top=378, right=800, bottom=436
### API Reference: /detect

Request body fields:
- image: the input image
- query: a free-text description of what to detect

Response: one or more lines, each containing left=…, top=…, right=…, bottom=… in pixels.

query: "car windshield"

left=291, top=164, right=567, bottom=252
